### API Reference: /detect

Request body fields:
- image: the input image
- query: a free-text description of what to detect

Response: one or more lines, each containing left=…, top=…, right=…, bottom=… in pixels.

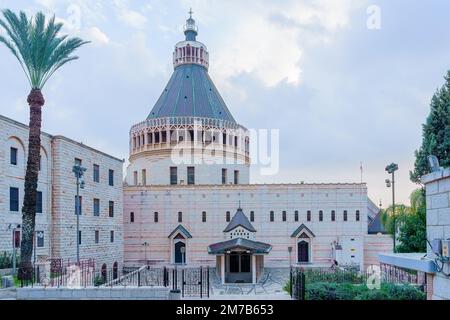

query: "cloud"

left=114, top=0, right=148, bottom=29
left=183, top=0, right=363, bottom=88
left=85, top=26, right=109, bottom=45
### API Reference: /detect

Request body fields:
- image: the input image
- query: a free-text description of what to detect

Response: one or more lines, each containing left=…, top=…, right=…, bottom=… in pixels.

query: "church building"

left=123, top=14, right=393, bottom=284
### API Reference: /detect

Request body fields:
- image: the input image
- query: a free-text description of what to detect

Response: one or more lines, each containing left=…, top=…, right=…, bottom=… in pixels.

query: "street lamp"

left=33, top=231, right=44, bottom=266
left=142, top=241, right=150, bottom=263
left=180, top=246, right=186, bottom=265
left=385, top=163, right=398, bottom=252
left=7, top=224, right=21, bottom=276
left=73, top=163, right=86, bottom=265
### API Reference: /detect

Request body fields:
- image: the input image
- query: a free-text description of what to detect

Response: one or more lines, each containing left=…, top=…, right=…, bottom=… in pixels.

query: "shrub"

left=0, top=251, right=19, bottom=269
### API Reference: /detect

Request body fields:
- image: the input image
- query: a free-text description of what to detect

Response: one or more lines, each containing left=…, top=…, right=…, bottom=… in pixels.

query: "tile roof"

left=208, top=238, right=272, bottom=255
left=223, top=208, right=256, bottom=233
left=147, top=64, right=236, bottom=123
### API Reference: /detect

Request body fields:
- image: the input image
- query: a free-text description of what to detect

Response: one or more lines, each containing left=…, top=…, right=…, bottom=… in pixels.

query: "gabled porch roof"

left=208, top=238, right=272, bottom=255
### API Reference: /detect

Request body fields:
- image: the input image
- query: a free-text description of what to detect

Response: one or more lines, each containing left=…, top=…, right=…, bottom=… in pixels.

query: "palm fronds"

left=0, top=9, right=89, bottom=89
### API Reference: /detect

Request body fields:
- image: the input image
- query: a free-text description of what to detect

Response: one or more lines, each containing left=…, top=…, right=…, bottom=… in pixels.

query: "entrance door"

left=175, top=242, right=186, bottom=264
left=226, top=253, right=252, bottom=283
left=298, top=241, right=309, bottom=263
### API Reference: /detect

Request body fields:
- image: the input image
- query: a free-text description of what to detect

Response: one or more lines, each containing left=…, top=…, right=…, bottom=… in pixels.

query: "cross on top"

left=189, top=8, right=194, bottom=18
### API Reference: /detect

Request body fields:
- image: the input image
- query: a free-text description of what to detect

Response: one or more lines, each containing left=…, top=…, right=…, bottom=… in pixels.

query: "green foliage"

left=0, top=9, right=89, bottom=89
left=0, top=251, right=20, bottom=269
left=94, top=275, right=105, bottom=287
left=380, top=189, right=427, bottom=253
left=411, top=70, right=450, bottom=184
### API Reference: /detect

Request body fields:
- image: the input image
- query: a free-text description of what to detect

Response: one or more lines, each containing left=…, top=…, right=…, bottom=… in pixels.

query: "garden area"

left=284, top=268, right=426, bottom=300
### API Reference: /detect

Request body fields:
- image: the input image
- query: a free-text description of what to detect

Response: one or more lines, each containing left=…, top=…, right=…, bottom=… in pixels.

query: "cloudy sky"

left=0, top=0, right=449, bottom=207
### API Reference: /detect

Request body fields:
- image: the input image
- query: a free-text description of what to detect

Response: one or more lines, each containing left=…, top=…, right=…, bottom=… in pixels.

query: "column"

left=221, top=255, right=226, bottom=285
left=252, top=255, right=257, bottom=284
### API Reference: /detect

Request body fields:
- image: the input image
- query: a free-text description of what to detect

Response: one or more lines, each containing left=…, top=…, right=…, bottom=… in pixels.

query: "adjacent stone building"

left=0, top=115, right=124, bottom=271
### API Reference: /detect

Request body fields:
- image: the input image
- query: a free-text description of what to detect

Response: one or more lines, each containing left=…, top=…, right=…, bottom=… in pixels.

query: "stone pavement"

left=209, top=268, right=291, bottom=299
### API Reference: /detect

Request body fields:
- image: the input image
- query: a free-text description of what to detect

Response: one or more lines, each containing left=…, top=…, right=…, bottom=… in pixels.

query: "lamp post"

left=8, top=224, right=21, bottom=276
left=33, top=231, right=44, bottom=266
left=385, top=163, right=398, bottom=252
left=73, top=163, right=86, bottom=265
left=142, top=241, right=149, bottom=264
left=180, top=246, right=186, bottom=265
left=288, top=246, right=292, bottom=267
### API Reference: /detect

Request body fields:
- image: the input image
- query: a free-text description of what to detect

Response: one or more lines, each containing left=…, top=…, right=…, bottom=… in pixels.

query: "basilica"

left=122, top=14, right=393, bottom=284
left=0, top=14, right=392, bottom=286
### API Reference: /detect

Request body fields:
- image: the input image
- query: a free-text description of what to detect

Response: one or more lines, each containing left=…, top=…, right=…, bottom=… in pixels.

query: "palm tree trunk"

left=18, top=89, right=45, bottom=281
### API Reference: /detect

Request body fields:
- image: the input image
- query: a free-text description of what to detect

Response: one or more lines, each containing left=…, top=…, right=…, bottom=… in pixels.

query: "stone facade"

left=422, top=169, right=450, bottom=300
left=0, top=115, right=124, bottom=270
left=123, top=183, right=389, bottom=271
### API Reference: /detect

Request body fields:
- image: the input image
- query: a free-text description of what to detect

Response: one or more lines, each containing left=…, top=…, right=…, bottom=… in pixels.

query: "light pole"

left=180, top=246, right=186, bottom=265
left=73, top=163, right=86, bottom=265
left=33, top=231, right=44, bottom=266
left=8, top=224, right=21, bottom=276
left=142, top=241, right=149, bottom=263
left=385, top=163, right=398, bottom=252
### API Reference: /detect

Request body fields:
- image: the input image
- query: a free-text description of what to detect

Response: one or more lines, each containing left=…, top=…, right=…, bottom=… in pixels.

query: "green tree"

left=380, top=189, right=427, bottom=253
left=0, top=10, right=88, bottom=279
left=410, top=71, right=450, bottom=183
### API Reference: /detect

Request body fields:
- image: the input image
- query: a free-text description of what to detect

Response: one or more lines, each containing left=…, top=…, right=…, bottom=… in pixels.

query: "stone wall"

left=363, top=234, right=393, bottom=269
left=124, top=183, right=372, bottom=270
left=423, top=169, right=450, bottom=300
left=0, top=115, right=53, bottom=259
left=0, top=114, right=124, bottom=270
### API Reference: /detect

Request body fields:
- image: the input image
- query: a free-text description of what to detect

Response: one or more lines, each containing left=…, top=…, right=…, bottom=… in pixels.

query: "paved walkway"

left=209, top=268, right=291, bottom=299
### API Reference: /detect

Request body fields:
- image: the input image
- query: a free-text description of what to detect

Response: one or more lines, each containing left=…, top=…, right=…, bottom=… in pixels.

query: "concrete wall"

left=124, top=183, right=371, bottom=270
left=423, top=169, right=450, bottom=300
left=16, top=287, right=170, bottom=300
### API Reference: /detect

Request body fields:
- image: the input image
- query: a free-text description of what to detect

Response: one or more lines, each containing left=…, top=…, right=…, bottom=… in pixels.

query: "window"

left=14, top=230, right=20, bottom=248
left=234, top=170, right=239, bottom=185
left=130, top=212, right=135, bottom=223
left=282, top=211, right=287, bottom=222
left=95, top=230, right=99, bottom=244
left=356, top=210, right=360, bottom=222
left=270, top=211, right=274, bottom=222
left=202, top=211, right=207, bottom=223
left=109, top=201, right=114, bottom=217
left=10, top=187, right=19, bottom=212
left=178, top=212, right=182, bottom=223
left=110, top=231, right=114, bottom=243
left=331, top=210, right=336, bottom=222
left=187, top=167, right=195, bottom=185
left=93, top=164, right=100, bottom=183
left=109, top=169, right=114, bottom=186
left=36, top=231, right=44, bottom=248
left=170, top=167, right=178, bottom=185
left=344, top=210, right=348, bottom=222
left=142, top=169, right=147, bottom=186
left=226, top=211, right=231, bottom=222
left=10, top=147, right=18, bottom=165
left=307, top=210, right=311, bottom=222
left=75, top=158, right=82, bottom=166
left=222, top=169, right=227, bottom=184
left=154, top=212, right=159, bottom=223
left=319, top=210, right=323, bottom=222
left=93, top=199, right=100, bottom=216
left=133, top=171, right=138, bottom=185
left=75, top=196, right=82, bottom=215
left=294, top=211, right=299, bottom=222
left=36, top=191, right=43, bottom=214
left=78, top=231, right=82, bottom=245
left=250, top=211, right=255, bottom=222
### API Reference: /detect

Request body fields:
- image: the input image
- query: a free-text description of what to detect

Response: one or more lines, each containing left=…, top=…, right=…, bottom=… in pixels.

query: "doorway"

left=298, top=241, right=309, bottom=263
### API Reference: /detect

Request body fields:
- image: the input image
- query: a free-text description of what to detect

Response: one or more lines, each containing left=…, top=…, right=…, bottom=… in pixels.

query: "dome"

left=147, top=64, right=236, bottom=123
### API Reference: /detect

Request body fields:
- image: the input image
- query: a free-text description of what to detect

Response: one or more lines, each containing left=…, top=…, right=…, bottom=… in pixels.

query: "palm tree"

left=0, top=9, right=88, bottom=279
